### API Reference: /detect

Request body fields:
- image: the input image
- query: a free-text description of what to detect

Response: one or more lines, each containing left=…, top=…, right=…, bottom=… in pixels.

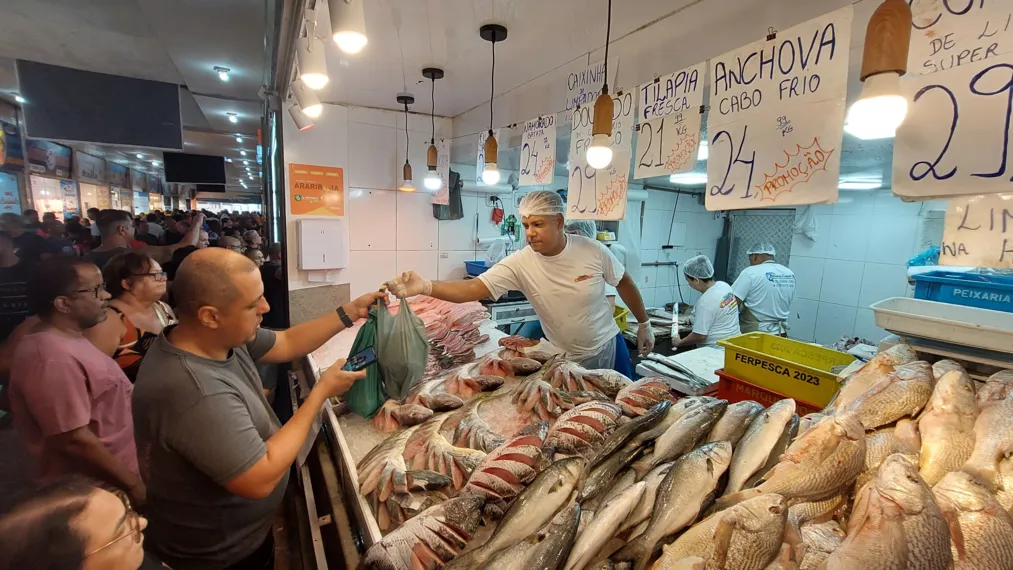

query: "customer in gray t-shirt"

left=132, top=248, right=386, bottom=569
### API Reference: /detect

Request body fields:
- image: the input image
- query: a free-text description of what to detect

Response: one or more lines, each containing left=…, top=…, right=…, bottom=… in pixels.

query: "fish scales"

left=545, top=401, right=623, bottom=456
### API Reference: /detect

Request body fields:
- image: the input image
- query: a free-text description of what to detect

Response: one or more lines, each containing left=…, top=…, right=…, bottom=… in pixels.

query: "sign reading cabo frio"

left=288, top=163, right=344, bottom=216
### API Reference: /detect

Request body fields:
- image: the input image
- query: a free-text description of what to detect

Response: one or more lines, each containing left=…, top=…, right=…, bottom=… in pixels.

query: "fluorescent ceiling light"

left=669, top=172, right=708, bottom=185
left=839, top=180, right=883, bottom=190
left=227, top=112, right=239, bottom=124
left=151, top=161, right=160, bottom=167
left=14, top=95, right=25, bottom=104
left=136, top=153, right=144, bottom=159
left=697, top=140, right=708, bottom=161
left=215, top=66, right=231, bottom=82
left=235, top=135, right=242, bottom=143
left=240, top=150, right=247, bottom=156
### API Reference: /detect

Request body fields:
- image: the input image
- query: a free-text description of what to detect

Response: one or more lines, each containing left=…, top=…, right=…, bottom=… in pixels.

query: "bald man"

left=131, top=248, right=385, bottom=569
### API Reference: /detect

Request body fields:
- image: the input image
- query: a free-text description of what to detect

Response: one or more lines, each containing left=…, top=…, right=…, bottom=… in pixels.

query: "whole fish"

left=932, top=470, right=1013, bottom=569
left=743, top=414, right=799, bottom=490
left=582, top=441, right=644, bottom=502
left=392, top=403, right=434, bottom=427
left=976, top=369, right=1013, bottom=410
left=707, top=401, right=765, bottom=447
left=919, top=368, right=978, bottom=486
left=962, top=395, right=1013, bottom=491
left=506, top=357, right=543, bottom=375
left=598, top=469, right=638, bottom=509
left=616, top=442, right=733, bottom=570
left=636, top=400, right=727, bottom=475
left=462, top=421, right=547, bottom=517
left=544, top=401, right=624, bottom=457
left=856, top=427, right=899, bottom=493
left=513, top=376, right=575, bottom=421
left=618, top=462, right=675, bottom=536
left=445, top=458, right=585, bottom=569
left=359, top=494, right=486, bottom=570
left=587, top=401, right=672, bottom=471
left=404, top=415, right=486, bottom=489
left=932, top=359, right=966, bottom=381
left=796, top=412, right=825, bottom=440
left=875, top=454, right=953, bottom=570
left=797, top=521, right=845, bottom=570
left=823, top=483, right=908, bottom=570
left=565, top=482, right=646, bottom=570
left=482, top=502, right=582, bottom=570
left=582, top=369, right=635, bottom=398
left=762, top=543, right=796, bottom=570
left=454, top=401, right=507, bottom=452
left=358, top=425, right=419, bottom=501
left=832, top=344, right=918, bottom=410
left=616, top=378, right=677, bottom=416
left=633, top=397, right=721, bottom=446
left=787, top=489, right=847, bottom=527
left=723, top=399, right=796, bottom=496
left=842, top=361, right=934, bottom=431
left=651, top=494, right=788, bottom=570
left=419, top=392, right=466, bottom=412
left=718, top=412, right=866, bottom=510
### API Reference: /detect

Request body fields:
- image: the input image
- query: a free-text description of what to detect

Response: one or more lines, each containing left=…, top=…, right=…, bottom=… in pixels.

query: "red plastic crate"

left=716, top=369, right=823, bottom=416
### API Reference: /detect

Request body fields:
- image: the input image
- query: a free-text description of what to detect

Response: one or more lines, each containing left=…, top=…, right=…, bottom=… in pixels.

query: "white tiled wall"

left=787, top=190, right=946, bottom=346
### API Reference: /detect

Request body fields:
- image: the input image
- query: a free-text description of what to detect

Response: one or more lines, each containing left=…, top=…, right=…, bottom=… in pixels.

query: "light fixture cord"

left=404, top=103, right=410, bottom=164
left=489, top=36, right=496, bottom=132
left=603, top=0, right=612, bottom=92
left=431, top=77, right=436, bottom=144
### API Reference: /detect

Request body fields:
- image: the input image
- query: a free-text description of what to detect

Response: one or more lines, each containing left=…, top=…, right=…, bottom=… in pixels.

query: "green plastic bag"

left=376, top=297, right=428, bottom=401
left=343, top=306, right=385, bottom=418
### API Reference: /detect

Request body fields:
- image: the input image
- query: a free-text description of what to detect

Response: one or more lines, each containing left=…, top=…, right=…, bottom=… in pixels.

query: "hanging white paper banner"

left=705, top=7, right=853, bottom=211
left=566, top=90, right=635, bottom=220
left=941, top=193, right=1013, bottom=268
left=431, top=139, right=452, bottom=205
left=519, top=116, right=557, bottom=186
left=908, top=0, right=1012, bottom=76
left=565, top=61, right=607, bottom=112
left=476, top=129, right=500, bottom=185
left=634, top=64, right=707, bottom=180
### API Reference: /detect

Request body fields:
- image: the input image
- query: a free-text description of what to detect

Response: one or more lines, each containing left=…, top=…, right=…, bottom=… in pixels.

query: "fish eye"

left=906, top=475, right=919, bottom=483
left=769, top=506, right=781, bottom=514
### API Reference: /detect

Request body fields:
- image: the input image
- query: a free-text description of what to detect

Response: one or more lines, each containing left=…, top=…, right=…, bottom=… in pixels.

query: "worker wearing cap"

left=731, top=243, right=796, bottom=335
left=674, top=255, right=741, bottom=348
left=386, top=191, right=653, bottom=377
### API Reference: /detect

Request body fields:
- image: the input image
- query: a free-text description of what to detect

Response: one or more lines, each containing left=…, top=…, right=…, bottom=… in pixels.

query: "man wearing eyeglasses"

left=6, top=257, right=145, bottom=506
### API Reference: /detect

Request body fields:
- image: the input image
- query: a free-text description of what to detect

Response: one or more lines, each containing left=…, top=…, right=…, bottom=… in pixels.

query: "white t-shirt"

left=479, top=235, right=624, bottom=359
left=731, top=261, right=796, bottom=333
left=691, top=281, right=741, bottom=346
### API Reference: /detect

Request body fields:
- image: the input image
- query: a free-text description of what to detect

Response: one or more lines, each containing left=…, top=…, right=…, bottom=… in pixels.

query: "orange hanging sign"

left=288, top=163, right=344, bottom=216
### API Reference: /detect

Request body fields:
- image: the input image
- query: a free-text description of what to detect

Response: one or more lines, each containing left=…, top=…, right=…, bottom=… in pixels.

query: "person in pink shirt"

left=7, top=256, right=145, bottom=506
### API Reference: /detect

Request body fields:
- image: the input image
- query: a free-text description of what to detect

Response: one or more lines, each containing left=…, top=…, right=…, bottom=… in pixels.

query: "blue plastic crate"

left=911, top=271, right=1013, bottom=313
left=465, top=261, right=491, bottom=276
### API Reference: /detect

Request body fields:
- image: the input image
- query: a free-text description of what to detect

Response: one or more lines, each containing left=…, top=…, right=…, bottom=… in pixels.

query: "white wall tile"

left=669, top=222, right=688, bottom=247
left=347, top=122, right=396, bottom=190
left=790, top=214, right=830, bottom=258
left=640, top=287, right=657, bottom=308
left=655, top=285, right=676, bottom=307
left=640, top=249, right=660, bottom=263
left=865, top=216, right=918, bottom=265
left=832, top=191, right=876, bottom=216
left=348, top=106, right=397, bottom=128
left=819, top=260, right=865, bottom=306
left=814, top=302, right=858, bottom=346
left=853, top=308, right=889, bottom=344
left=873, top=190, right=921, bottom=216
left=348, top=250, right=397, bottom=299
left=789, top=256, right=825, bottom=301
left=656, top=263, right=682, bottom=288
left=347, top=189, right=396, bottom=250
left=641, top=209, right=670, bottom=250
left=397, top=250, right=439, bottom=281
left=858, top=263, right=909, bottom=309
left=437, top=251, right=476, bottom=281
left=825, top=215, right=871, bottom=262
left=639, top=266, right=659, bottom=289
left=645, top=189, right=678, bottom=211
left=788, top=298, right=819, bottom=342
left=396, top=191, right=439, bottom=250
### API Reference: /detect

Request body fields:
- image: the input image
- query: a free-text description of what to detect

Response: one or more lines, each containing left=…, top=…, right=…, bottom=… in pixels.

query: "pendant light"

left=845, top=0, right=912, bottom=140
left=423, top=68, right=445, bottom=191
left=329, top=0, right=368, bottom=54
left=297, top=9, right=330, bottom=90
left=480, top=25, right=507, bottom=185
left=292, top=78, right=322, bottom=118
left=587, top=0, right=614, bottom=169
left=397, top=93, right=416, bottom=192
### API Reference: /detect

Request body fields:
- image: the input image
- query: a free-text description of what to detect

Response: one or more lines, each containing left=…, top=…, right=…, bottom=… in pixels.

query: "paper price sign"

left=894, top=57, right=1013, bottom=199
left=634, top=64, right=706, bottom=179
left=705, top=7, right=853, bottom=211
left=941, top=193, right=1013, bottom=268
left=566, top=91, right=635, bottom=220
left=431, top=139, right=452, bottom=205
left=519, top=116, right=557, bottom=186
left=908, top=0, right=1012, bottom=76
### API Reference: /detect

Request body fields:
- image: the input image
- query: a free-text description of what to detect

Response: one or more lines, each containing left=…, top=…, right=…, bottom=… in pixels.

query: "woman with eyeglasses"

left=0, top=478, right=168, bottom=570
left=85, top=252, right=176, bottom=382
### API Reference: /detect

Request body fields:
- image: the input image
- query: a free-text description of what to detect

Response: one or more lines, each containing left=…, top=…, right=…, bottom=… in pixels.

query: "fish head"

left=894, top=361, right=934, bottom=383
left=875, top=454, right=930, bottom=515
left=933, top=370, right=977, bottom=407
left=892, top=419, right=922, bottom=455
left=733, top=493, right=788, bottom=532
left=700, top=440, right=734, bottom=473
left=933, top=471, right=994, bottom=513
left=441, top=494, right=487, bottom=534
left=553, top=457, right=587, bottom=489
left=769, top=398, right=798, bottom=421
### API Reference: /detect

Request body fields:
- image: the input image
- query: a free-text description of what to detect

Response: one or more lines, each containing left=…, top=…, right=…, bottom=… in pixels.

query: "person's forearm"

left=259, top=388, right=327, bottom=489
left=675, top=332, right=707, bottom=348
left=616, top=274, right=649, bottom=323
left=430, top=280, right=490, bottom=303
left=55, top=430, right=141, bottom=492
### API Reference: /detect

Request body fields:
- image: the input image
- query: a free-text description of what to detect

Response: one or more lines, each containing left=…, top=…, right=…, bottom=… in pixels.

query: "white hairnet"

left=683, top=255, right=715, bottom=280
left=565, top=220, right=597, bottom=238
left=519, top=191, right=565, bottom=217
left=746, top=242, right=776, bottom=256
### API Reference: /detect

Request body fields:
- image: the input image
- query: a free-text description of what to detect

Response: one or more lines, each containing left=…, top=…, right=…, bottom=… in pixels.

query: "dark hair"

left=87, top=207, right=100, bottom=215
left=28, top=257, right=96, bottom=317
left=96, top=209, right=131, bottom=237
left=0, top=478, right=97, bottom=570
left=23, top=209, right=38, bottom=217
left=166, top=245, right=198, bottom=281
left=42, top=212, right=57, bottom=222
left=208, top=219, right=222, bottom=233
left=102, top=252, right=154, bottom=298
left=172, top=213, right=184, bottom=222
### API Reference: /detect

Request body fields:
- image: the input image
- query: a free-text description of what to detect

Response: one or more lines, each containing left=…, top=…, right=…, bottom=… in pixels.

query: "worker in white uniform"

left=673, top=255, right=741, bottom=348
left=730, top=243, right=796, bottom=335
left=386, top=191, right=654, bottom=377
left=564, top=220, right=617, bottom=312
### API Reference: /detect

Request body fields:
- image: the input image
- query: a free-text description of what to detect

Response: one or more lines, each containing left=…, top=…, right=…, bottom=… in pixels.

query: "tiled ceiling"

left=0, top=0, right=266, bottom=194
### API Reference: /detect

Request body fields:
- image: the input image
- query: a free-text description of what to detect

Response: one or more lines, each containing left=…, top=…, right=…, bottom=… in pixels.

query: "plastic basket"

left=465, top=261, right=491, bottom=276
left=614, top=305, right=630, bottom=333
left=717, top=333, right=855, bottom=407
left=911, top=271, right=1013, bottom=314
left=716, top=369, right=823, bottom=416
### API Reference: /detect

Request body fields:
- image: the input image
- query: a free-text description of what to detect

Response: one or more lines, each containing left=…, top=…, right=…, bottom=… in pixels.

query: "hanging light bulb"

left=397, top=93, right=416, bottom=192
left=297, top=10, right=330, bottom=90
left=423, top=68, right=445, bottom=192
left=482, top=130, right=501, bottom=185
left=479, top=25, right=507, bottom=186
left=845, top=0, right=912, bottom=140
left=587, top=0, right=614, bottom=169
left=289, top=105, right=315, bottom=131
left=329, top=0, right=368, bottom=54
left=292, top=79, right=322, bottom=118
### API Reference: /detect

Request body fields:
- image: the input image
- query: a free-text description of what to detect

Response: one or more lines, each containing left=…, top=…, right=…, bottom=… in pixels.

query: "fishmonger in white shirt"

left=672, top=255, right=741, bottom=348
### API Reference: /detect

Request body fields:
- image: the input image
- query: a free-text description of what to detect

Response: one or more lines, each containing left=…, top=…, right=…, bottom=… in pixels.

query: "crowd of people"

left=0, top=208, right=380, bottom=570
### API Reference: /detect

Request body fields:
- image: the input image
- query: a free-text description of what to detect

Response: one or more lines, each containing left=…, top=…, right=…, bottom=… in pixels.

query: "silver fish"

left=932, top=470, right=1013, bottom=569
left=632, top=397, right=721, bottom=446
left=743, top=414, right=799, bottom=490
left=529, top=502, right=583, bottom=570
left=617, top=462, right=674, bottom=536
left=723, top=399, right=796, bottom=496
left=707, top=401, right=765, bottom=447
left=581, top=441, right=644, bottom=502
left=564, top=481, right=646, bottom=570
left=587, top=401, right=672, bottom=471
left=636, top=400, right=727, bottom=475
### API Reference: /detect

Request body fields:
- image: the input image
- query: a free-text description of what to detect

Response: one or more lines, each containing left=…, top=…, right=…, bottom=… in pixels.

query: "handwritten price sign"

left=431, top=139, right=451, bottom=205
left=705, top=7, right=852, bottom=211
left=941, top=193, right=1013, bottom=268
left=908, top=0, right=1012, bottom=76
left=634, top=64, right=706, bottom=180
left=566, top=92, right=634, bottom=220
left=519, top=115, right=557, bottom=187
